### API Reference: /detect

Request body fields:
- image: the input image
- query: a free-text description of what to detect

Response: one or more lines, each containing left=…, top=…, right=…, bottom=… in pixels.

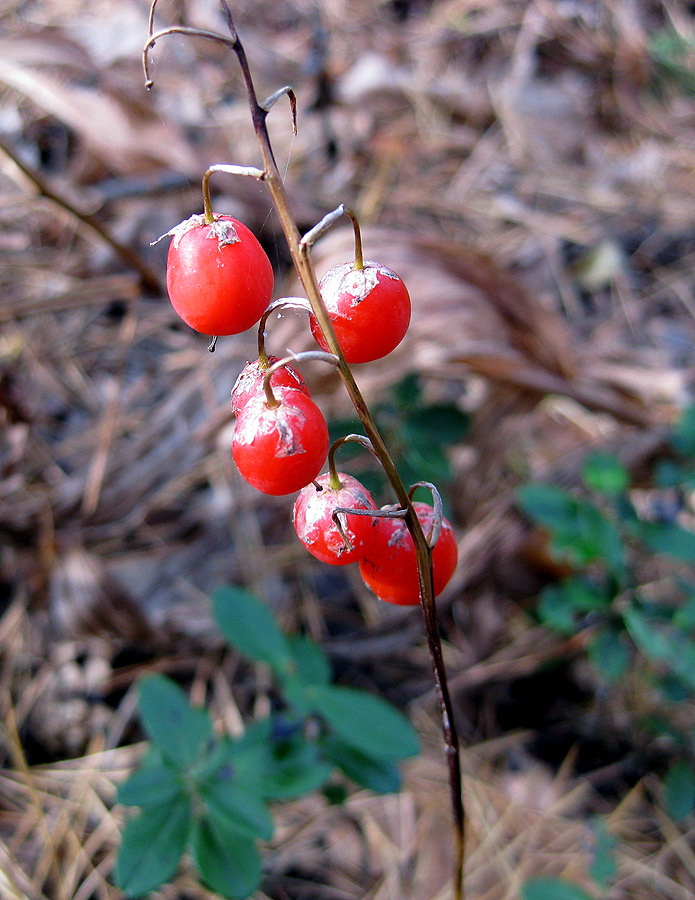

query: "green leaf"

left=538, top=578, right=611, bottom=636
left=401, top=442, right=453, bottom=486
left=213, top=585, right=292, bottom=674
left=674, top=587, right=695, bottom=631
left=521, top=876, right=595, bottom=900
left=117, top=762, right=183, bottom=809
left=588, top=626, right=630, bottom=682
left=305, top=684, right=419, bottom=760
left=191, top=818, right=262, bottom=900
left=262, top=749, right=333, bottom=800
left=657, top=674, right=690, bottom=703
left=581, top=452, right=629, bottom=494
left=320, top=736, right=402, bottom=793
left=671, top=404, right=695, bottom=456
left=654, top=458, right=688, bottom=488
left=138, top=675, right=213, bottom=769
left=282, top=675, right=313, bottom=717
left=221, top=720, right=332, bottom=801
left=623, top=607, right=695, bottom=692
left=517, top=484, right=624, bottom=571
left=200, top=775, right=274, bottom=841
left=640, top=522, right=695, bottom=563
left=589, top=817, right=617, bottom=888
left=517, top=483, right=578, bottom=531
left=391, top=372, right=422, bottom=407
left=402, top=404, right=468, bottom=449
left=570, top=499, right=624, bottom=573
left=663, top=759, right=695, bottom=821
left=285, top=634, right=332, bottom=686
left=115, top=796, right=191, bottom=897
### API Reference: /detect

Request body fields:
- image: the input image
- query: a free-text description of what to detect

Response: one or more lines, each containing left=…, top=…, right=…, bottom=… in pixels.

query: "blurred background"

left=1, top=0, right=695, bottom=897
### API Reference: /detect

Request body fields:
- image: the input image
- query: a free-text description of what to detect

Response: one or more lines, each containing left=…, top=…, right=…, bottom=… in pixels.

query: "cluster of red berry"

left=166, top=213, right=457, bottom=606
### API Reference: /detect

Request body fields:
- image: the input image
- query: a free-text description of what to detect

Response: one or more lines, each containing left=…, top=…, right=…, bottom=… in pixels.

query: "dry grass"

left=2, top=0, right=695, bottom=897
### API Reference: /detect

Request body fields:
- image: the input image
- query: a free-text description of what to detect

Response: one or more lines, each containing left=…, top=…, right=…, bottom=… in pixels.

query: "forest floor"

left=2, top=1, right=695, bottom=898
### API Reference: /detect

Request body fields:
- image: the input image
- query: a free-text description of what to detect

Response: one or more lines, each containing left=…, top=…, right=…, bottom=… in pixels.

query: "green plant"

left=164, top=214, right=274, bottom=336
left=518, top=405, right=695, bottom=820
left=116, top=586, right=419, bottom=899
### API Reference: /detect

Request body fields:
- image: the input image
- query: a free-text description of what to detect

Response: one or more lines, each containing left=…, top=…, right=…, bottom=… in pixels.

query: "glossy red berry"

left=165, top=214, right=274, bottom=336
left=293, top=473, right=378, bottom=566
left=232, top=391, right=329, bottom=496
left=231, top=356, right=310, bottom=416
left=358, top=502, right=458, bottom=605
left=309, top=260, right=411, bottom=364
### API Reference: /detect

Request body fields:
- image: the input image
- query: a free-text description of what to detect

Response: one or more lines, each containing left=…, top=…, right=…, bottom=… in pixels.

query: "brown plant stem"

left=145, top=2, right=464, bottom=896
left=0, top=134, right=162, bottom=294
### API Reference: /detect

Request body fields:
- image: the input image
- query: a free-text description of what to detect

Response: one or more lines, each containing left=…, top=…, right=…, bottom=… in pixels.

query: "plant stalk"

left=217, top=5, right=464, bottom=895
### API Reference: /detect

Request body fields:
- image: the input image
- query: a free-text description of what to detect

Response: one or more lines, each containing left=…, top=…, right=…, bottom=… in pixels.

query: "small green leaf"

left=581, top=452, right=629, bottom=494
left=191, top=818, right=262, bottom=900
left=623, top=607, right=695, bottom=692
left=213, top=585, right=292, bottom=674
left=320, top=736, right=402, bottom=793
left=588, top=627, right=630, bottom=682
left=401, top=442, right=453, bottom=486
left=115, top=797, right=191, bottom=897
left=670, top=404, right=695, bottom=456
left=224, top=718, right=333, bottom=800
left=402, top=404, right=469, bottom=448
left=657, top=674, right=690, bottom=703
left=538, top=578, right=611, bottom=637
left=517, top=483, right=578, bottom=531
left=138, top=675, right=213, bottom=769
left=521, top=876, right=595, bottom=900
left=517, top=484, right=624, bottom=571
left=674, top=587, right=695, bottom=631
left=117, top=763, right=183, bottom=809
left=392, top=372, right=422, bottom=407
left=663, top=759, right=695, bottom=821
left=201, top=775, right=274, bottom=841
left=571, top=500, right=624, bottom=573
left=286, top=634, right=331, bottom=686
left=654, top=458, right=688, bottom=488
left=282, top=675, right=313, bottom=717
left=264, top=751, right=333, bottom=800
left=589, top=817, right=617, bottom=888
left=305, top=684, right=419, bottom=760
left=640, top=522, right=695, bottom=563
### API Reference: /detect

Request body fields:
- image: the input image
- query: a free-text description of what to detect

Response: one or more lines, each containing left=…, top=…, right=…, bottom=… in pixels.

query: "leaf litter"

left=1, top=0, right=695, bottom=897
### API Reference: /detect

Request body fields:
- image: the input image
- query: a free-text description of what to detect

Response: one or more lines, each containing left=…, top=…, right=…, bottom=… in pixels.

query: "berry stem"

left=301, top=204, right=364, bottom=271
left=408, top=481, right=445, bottom=547
left=256, top=296, right=313, bottom=366
left=262, top=350, right=339, bottom=408
left=327, top=434, right=376, bottom=491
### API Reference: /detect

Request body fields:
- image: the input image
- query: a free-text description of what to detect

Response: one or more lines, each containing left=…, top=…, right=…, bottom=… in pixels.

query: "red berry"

left=231, top=356, right=310, bottom=416
left=165, top=214, right=274, bottom=336
left=358, top=502, right=458, bottom=605
left=232, top=392, right=329, bottom=496
left=309, top=260, right=411, bottom=363
left=293, top=473, right=378, bottom=566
